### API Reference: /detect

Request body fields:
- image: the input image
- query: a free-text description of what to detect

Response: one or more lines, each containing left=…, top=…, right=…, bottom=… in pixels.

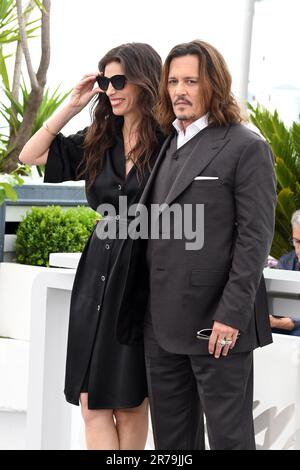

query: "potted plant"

left=16, top=205, right=99, bottom=266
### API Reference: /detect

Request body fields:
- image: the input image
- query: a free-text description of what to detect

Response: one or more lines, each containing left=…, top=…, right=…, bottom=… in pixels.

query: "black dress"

left=44, top=125, right=161, bottom=409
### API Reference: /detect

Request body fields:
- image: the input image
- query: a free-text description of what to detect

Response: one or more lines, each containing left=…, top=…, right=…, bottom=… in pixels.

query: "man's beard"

left=177, top=112, right=197, bottom=121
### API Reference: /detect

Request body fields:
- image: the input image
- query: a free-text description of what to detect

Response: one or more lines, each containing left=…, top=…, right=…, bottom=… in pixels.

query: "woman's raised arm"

left=19, top=73, right=101, bottom=166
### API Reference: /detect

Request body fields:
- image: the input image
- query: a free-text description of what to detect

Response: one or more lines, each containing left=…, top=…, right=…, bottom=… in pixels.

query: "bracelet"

left=43, top=122, right=57, bottom=137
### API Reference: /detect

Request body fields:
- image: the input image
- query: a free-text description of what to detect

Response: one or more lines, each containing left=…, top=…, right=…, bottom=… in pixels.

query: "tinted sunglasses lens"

left=111, top=75, right=126, bottom=90
left=196, top=329, right=212, bottom=340
left=97, top=76, right=109, bottom=91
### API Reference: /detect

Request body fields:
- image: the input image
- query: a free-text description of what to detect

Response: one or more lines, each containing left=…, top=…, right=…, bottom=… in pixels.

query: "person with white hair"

left=269, top=209, right=300, bottom=335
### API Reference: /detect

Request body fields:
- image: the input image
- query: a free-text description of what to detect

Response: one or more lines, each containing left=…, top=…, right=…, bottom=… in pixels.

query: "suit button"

left=101, top=275, right=106, bottom=281
left=118, top=184, right=122, bottom=191
left=97, top=305, right=101, bottom=311
left=105, top=244, right=110, bottom=250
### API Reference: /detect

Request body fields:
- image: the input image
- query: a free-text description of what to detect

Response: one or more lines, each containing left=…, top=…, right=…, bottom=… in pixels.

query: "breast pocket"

left=188, top=177, right=231, bottom=203
left=191, top=178, right=224, bottom=189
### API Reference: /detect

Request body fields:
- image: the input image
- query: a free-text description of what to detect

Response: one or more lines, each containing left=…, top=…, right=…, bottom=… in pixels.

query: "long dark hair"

left=78, top=43, right=162, bottom=187
left=155, top=40, right=244, bottom=134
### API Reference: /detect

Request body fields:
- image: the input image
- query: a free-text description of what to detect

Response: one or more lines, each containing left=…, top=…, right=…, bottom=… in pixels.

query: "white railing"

left=1, top=261, right=300, bottom=449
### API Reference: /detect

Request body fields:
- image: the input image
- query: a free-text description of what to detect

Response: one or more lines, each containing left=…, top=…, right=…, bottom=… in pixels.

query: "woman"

left=19, top=43, right=163, bottom=450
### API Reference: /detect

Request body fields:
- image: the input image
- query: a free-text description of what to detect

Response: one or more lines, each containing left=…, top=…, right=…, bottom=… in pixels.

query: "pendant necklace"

left=124, top=149, right=135, bottom=164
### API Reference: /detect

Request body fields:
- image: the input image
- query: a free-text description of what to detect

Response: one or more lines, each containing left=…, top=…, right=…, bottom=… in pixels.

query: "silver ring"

left=224, top=339, right=233, bottom=345
left=218, top=338, right=233, bottom=346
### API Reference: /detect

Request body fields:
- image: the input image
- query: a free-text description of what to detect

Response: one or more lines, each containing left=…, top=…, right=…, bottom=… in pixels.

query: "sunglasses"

left=196, top=328, right=240, bottom=340
left=96, top=74, right=127, bottom=91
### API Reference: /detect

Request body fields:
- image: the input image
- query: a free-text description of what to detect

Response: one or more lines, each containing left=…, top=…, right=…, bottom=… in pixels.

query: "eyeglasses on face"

left=289, top=237, right=300, bottom=246
left=96, top=74, right=127, bottom=91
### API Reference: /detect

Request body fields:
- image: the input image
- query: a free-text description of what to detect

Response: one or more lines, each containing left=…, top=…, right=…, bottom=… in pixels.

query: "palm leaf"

left=275, top=158, right=298, bottom=190
left=0, top=45, right=9, bottom=89
left=33, top=0, right=47, bottom=13
left=0, top=181, right=17, bottom=200
left=291, top=122, right=300, bottom=159
left=276, top=188, right=296, bottom=220
left=249, top=104, right=300, bottom=259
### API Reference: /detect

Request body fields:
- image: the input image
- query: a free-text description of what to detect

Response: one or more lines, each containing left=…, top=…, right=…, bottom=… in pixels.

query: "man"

left=139, top=40, right=277, bottom=450
left=270, top=209, right=300, bottom=335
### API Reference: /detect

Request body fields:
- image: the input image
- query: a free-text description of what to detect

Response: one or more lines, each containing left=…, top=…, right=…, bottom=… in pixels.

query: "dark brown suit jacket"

left=117, top=124, right=276, bottom=354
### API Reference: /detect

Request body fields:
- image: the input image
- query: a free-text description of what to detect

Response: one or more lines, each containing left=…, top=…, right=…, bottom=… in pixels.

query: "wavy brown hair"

left=155, top=40, right=244, bottom=134
left=78, top=43, right=162, bottom=187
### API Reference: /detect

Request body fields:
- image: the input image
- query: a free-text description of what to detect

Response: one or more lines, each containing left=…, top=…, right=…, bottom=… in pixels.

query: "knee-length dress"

left=44, top=124, right=161, bottom=409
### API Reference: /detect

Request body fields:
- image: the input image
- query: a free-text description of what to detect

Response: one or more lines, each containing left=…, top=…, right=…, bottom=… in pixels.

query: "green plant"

left=248, top=103, right=300, bottom=259
left=0, top=0, right=41, bottom=171
left=0, top=1, right=71, bottom=174
left=0, top=0, right=70, bottom=179
left=16, top=206, right=101, bottom=266
left=0, top=79, right=70, bottom=174
left=0, top=169, right=23, bottom=205
left=0, top=0, right=38, bottom=45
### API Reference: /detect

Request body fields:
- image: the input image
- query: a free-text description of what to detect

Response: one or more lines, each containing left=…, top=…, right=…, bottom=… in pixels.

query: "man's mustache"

left=174, top=97, right=192, bottom=106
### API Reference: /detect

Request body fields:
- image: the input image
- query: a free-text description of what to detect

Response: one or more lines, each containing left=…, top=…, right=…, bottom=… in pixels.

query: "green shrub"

left=248, top=103, right=300, bottom=259
left=16, top=206, right=100, bottom=266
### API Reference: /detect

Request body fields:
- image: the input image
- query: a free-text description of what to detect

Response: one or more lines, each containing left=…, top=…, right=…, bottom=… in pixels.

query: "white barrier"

left=264, top=267, right=300, bottom=320
left=1, top=260, right=300, bottom=449
left=254, top=334, right=300, bottom=449
left=0, top=263, right=49, bottom=340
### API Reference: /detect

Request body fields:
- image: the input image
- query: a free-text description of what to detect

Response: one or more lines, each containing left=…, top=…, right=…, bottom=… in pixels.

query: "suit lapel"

left=137, top=134, right=173, bottom=208
left=164, top=126, right=231, bottom=207
left=135, top=125, right=231, bottom=216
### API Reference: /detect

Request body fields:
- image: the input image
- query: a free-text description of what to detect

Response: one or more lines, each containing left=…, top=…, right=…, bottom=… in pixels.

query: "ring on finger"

left=217, top=338, right=233, bottom=346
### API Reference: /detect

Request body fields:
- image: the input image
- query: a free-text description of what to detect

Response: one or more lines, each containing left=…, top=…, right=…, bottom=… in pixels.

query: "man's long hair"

left=78, top=43, right=162, bottom=187
left=155, top=40, right=244, bottom=134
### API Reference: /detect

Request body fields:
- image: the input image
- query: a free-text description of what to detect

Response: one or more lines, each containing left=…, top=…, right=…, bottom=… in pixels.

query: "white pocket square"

left=194, top=176, right=219, bottom=180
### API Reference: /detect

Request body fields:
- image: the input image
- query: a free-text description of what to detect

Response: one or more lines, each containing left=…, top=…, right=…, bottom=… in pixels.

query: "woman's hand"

left=69, top=73, right=102, bottom=111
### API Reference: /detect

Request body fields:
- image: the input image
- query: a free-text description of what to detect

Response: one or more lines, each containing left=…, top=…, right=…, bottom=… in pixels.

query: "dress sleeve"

left=43, top=128, right=88, bottom=183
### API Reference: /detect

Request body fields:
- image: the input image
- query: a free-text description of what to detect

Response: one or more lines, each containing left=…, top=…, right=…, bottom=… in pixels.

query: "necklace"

left=123, top=129, right=137, bottom=163
left=124, top=150, right=135, bottom=163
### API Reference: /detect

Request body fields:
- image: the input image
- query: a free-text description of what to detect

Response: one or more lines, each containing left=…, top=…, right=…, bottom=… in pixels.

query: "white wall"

left=3, top=0, right=299, bottom=133
left=45, top=0, right=254, bottom=133
left=249, top=0, right=300, bottom=124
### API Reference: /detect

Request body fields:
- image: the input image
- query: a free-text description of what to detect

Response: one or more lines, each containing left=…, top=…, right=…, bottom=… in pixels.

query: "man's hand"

left=208, top=321, right=239, bottom=358
left=269, top=315, right=295, bottom=331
